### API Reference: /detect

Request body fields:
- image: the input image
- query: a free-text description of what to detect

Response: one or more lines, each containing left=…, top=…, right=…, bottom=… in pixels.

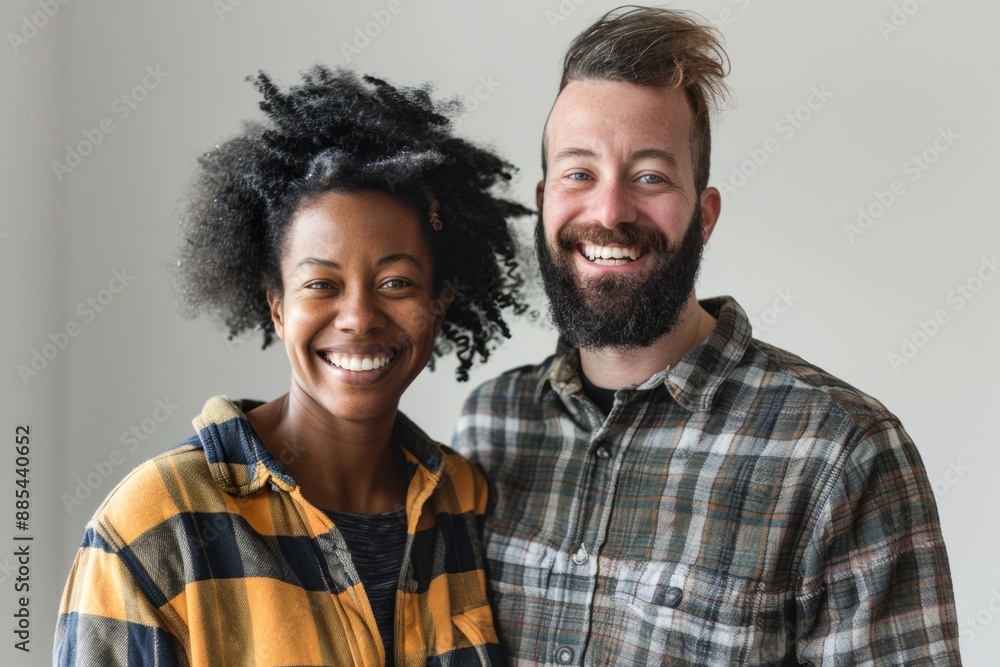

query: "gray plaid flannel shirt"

left=454, top=296, right=960, bottom=666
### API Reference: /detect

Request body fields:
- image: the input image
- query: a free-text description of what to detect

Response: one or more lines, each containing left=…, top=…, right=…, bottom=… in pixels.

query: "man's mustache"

left=556, top=222, right=668, bottom=254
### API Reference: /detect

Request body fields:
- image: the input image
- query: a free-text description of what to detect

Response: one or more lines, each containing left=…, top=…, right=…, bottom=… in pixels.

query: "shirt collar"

left=535, top=295, right=753, bottom=413
left=191, top=395, right=447, bottom=497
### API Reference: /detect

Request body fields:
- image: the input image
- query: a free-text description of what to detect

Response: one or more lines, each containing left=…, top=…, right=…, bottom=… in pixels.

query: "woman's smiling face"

left=268, top=189, right=443, bottom=425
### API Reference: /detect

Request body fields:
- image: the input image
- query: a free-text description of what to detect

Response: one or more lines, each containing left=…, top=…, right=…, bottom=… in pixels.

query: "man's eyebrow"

left=551, top=147, right=680, bottom=169
left=295, top=254, right=422, bottom=271
left=631, top=148, right=680, bottom=169
left=553, top=147, right=598, bottom=161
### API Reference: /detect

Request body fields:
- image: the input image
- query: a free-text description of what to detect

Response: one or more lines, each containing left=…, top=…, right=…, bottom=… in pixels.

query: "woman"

left=54, top=66, right=529, bottom=666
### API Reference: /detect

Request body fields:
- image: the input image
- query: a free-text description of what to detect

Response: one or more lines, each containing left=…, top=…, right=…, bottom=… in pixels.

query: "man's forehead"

left=544, top=80, right=694, bottom=156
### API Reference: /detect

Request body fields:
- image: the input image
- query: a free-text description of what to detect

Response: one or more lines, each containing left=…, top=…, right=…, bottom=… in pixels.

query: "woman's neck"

left=245, top=389, right=409, bottom=514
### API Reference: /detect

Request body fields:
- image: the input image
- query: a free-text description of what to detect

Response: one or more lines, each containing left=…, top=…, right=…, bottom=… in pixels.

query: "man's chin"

left=572, top=273, right=644, bottom=302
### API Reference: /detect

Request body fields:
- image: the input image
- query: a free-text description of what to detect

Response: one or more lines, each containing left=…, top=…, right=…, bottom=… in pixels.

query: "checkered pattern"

left=454, top=296, right=960, bottom=666
left=55, top=396, right=504, bottom=666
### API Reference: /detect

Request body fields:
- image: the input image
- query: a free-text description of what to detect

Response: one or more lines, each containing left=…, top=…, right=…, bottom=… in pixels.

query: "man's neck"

left=578, top=295, right=717, bottom=390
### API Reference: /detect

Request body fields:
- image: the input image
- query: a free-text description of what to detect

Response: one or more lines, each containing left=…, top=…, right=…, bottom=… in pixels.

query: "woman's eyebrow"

left=295, top=254, right=422, bottom=271
left=295, top=257, right=340, bottom=271
left=376, top=253, right=422, bottom=268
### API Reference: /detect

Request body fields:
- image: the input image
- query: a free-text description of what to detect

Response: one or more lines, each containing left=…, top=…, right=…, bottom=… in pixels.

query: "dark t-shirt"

left=325, top=507, right=408, bottom=666
left=579, top=368, right=617, bottom=415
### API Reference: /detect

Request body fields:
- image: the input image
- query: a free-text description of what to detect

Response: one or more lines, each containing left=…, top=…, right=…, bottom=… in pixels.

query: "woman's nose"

left=334, top=287, right=387, bottom=335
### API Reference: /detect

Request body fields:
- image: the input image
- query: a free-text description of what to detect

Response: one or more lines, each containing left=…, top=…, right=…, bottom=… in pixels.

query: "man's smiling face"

left=536, top=80, right=719, bottom=350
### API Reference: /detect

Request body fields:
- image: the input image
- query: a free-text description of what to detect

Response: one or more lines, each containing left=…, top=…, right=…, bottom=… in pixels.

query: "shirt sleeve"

left=451, top=389, right=480, bottom=462
left=54, top=521, right=186, bottom=667
left=795, top=420, right=962, bottom=665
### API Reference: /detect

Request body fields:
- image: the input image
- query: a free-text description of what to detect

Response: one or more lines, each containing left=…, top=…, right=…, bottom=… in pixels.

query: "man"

left=453, top=6, right=961, bottom=666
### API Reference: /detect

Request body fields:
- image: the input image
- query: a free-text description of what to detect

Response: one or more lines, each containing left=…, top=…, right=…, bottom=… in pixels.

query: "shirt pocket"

left=610, top=561, right=792, bottom=665
left=483, top=533, right=557, bottom=631
left=485, top=530, right=556, bottom=594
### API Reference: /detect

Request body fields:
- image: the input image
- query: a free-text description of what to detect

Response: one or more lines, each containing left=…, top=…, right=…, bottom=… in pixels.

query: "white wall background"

left=2, top=0, right=996, bottom=664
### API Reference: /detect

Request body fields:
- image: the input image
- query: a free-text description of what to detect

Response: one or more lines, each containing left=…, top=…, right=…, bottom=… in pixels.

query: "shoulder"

left=739, top=337, right=903, bottom=439
left=460, top=355, right=559, bottom=413
left=439, top=444, right=487, bottom=485
left=424, top=443, right=490, bottom=516
left=87, top=436, right=218, bottom=547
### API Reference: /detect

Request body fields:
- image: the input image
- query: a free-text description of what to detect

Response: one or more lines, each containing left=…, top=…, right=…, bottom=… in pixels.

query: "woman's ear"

left=267, top=289, right=285, bottom=340
left=431, top=283, right=454, bottom=338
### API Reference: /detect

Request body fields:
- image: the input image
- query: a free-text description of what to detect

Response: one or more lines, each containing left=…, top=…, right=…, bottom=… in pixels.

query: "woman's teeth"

left=320, top=351, right=394, bottom=371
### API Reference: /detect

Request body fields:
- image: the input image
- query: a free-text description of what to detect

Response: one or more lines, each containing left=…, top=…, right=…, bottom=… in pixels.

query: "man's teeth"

left=322, top=352, right=393, bottom=371
left=581, top=244, right=641, bottom=262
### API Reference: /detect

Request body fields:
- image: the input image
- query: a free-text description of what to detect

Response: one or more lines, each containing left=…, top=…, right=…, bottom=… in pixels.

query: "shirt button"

left=595, top=445, right=611, bottom=459
left=662, top=586, right=683, bottom=608
left=556, top=646, right=575, bottom=664
left=571, top=544, right=589, bottom=565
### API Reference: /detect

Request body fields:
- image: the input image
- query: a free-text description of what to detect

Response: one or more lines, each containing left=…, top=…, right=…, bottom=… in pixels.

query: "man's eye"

left=567, top=172, right=591, bottom=181
left=637, top=174, right=666, bottom=184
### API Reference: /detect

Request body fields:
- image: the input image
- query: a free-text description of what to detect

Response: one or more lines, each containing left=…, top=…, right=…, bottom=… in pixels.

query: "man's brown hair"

left=551, top=5, right=730, bottom=193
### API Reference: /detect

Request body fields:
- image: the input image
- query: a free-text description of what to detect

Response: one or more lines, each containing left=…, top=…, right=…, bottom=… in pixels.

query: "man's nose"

left=591, top=181, right=637, bottom=229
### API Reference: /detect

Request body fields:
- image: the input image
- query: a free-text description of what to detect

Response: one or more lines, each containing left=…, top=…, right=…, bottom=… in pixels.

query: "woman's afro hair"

left=175, top=65, right=532, bottom=381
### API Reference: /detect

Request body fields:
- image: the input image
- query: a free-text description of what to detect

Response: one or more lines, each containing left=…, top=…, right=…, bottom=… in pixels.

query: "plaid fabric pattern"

left=55, top=396, right=504, bottom=666
left=454, top=296, right=961, bottom=666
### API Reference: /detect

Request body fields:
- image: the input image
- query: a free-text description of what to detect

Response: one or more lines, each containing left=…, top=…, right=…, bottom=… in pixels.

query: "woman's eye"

left=305, top=280, right=333, bottom=290
left=381, top=278, right=410, bottom=290
left=637, top=174, right=666, bottom=184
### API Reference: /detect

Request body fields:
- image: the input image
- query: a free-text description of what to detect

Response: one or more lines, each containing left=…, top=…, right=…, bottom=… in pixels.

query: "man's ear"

left=536, top=180, right=544, bottom=211
left=699, top=186, right=722, bottom=244
left=267, top=289, right=285, bottom=340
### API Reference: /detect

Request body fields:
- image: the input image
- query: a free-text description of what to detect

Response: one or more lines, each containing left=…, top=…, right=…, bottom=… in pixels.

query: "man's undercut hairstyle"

left=176, top=65, right=531, bottom=381
left=558, top=5, right=730, bottom=193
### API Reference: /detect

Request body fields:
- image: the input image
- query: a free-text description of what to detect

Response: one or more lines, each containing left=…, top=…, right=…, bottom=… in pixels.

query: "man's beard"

left=534, top=204, right=705, bottom=351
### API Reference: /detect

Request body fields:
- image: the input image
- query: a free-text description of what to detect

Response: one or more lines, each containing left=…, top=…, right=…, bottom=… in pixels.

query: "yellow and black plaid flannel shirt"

left=55, top=395, right=503, bottom=666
